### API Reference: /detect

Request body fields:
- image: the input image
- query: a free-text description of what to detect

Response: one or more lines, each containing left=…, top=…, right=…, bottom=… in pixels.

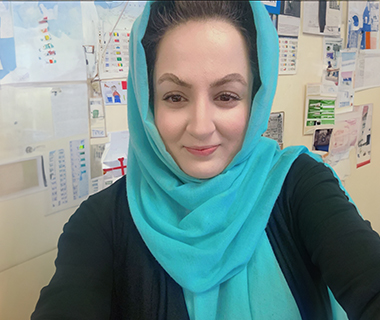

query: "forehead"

left=154, top=19, right=251, bottom=80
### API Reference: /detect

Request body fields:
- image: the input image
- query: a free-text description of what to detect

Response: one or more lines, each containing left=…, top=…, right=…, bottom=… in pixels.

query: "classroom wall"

left=1, top=2, right=379, bottom=319
left=273, top=1, right=380, bottom=231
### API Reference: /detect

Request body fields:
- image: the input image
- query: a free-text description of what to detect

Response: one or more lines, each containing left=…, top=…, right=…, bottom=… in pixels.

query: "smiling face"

left=154, top=19, right=253, bottom=179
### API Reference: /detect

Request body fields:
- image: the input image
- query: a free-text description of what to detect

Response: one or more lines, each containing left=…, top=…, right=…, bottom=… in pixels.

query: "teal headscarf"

left=127, top=2, right=349, bottom=319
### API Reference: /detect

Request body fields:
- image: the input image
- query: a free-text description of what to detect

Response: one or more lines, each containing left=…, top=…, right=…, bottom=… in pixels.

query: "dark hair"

left=141, top=1, right=261, bottom=105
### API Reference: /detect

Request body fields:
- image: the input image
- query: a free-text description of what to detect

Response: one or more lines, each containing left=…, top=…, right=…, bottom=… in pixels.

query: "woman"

left=32, top=1, right=380, bottom=319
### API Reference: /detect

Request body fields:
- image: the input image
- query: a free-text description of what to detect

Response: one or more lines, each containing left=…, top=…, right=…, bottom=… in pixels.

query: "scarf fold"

left=127, top=2, right=349, bottom=319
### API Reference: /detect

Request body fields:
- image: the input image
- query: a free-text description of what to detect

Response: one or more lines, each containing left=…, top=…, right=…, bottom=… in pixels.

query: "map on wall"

left=0, top=1, right=87, bottom=84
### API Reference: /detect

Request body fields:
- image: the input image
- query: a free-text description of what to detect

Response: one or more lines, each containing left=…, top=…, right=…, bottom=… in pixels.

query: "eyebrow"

left=156, top=73, right=248, bottom=88
left=157, top=73, right=192, bottom=88
left=210, top=73, right=248, bottom=88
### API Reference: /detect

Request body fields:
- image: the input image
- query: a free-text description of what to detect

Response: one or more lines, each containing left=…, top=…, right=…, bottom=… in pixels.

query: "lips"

left=184, top=145, right=219, bottom=156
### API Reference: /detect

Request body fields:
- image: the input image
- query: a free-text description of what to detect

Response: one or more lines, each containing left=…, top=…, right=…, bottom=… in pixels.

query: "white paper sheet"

left=70, top=139, right=90, bottom=200
left=89, top=98, right=107, bottom=138
left=355, top=49, right=380, bottom=91
left=49, top=148, right=69, bottom=209
left=51, top=83, right=89, bottom=139
left=277, top=15, right=300, bottom=37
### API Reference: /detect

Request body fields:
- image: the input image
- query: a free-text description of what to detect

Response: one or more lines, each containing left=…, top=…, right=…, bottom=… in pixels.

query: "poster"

left=329, top=111, right=361, bottom=164
left=95, top=1, right=146, bottom=79
left=1, top=1, right=87, bottom=84
left=336, top=50, right=356, bottom=112
left=89, top=98, right=106, bottom=138
left=279, top=37, right=298, bottom=74
left=322, top=37, right=343, bottom=89
left=101, top=30, right=130, bottom=76
left=265, top=1, right=300, bottom=75
left=263, top=112, right=284, bottom=149
left=101, top=80, right=127, bottom=105
left=277, top=1, right=301, bottom=37
left=304, top=97, right=336, bottom=135
left=303, top=1, right=341, bottom=36
left=347, top=0, right=379, bottom=50
left=70, top=139, right=90, bottom=200
left=355, top=104, right=373, bottom=168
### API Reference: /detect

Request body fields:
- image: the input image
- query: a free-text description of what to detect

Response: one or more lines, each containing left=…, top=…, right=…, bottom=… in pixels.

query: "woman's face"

left=154, top=20, right=253, bottom=179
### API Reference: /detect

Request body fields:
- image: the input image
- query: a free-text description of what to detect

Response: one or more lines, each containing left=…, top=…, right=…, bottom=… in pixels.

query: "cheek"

left=221, top=109, right=249, bottom=142
left=155, top=107, right=183, bottom=144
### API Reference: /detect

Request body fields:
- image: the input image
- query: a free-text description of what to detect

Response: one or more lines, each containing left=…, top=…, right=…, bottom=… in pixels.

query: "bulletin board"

left=0, top=1, right=145, bottom=273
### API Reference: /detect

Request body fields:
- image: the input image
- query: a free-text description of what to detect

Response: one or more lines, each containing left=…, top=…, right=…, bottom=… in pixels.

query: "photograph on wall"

left=312, top=128, right=333, bottom=152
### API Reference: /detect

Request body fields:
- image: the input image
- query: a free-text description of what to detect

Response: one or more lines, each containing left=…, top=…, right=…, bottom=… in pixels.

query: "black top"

left=31, top=154, right=380, bottom=319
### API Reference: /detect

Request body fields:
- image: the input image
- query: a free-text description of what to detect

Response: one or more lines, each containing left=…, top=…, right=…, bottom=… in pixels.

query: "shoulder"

left=286, top=153, right=331, bottom=180
left=63, top=176, right=130, bottom=238
left=282, top=153, right=341, bottom=202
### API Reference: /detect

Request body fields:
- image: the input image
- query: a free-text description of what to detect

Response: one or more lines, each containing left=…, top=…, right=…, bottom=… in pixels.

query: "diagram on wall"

left=0, top=1, right=87, bottom=84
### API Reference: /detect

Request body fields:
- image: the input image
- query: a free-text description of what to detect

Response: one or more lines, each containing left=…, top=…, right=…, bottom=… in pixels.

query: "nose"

left=186, top=98, right=216, bottom=140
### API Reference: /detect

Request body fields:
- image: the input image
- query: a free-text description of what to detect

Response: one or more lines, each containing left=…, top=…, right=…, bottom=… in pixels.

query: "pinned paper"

left=49, top=149, right=68, bottom=209
left=328, top=111, right=361, bottom=165
left=355, top=104, right=373, bottom=168
left=89, top=98, right=106, bottom=138
left=263, top=112, right=284, bottom=149
left=312, top=128, right=333, bottom=152
left=304, top=95, right=336, bottom=135
left=101, top=80, right=127, bottom=105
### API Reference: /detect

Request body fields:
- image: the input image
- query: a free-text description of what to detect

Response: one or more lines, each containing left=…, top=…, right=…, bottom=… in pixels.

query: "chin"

left=182, top=166, right=223, bottom=180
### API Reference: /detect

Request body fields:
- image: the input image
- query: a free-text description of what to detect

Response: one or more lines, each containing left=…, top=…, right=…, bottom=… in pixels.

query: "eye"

left=215, top=92, right=241, bottom=102
left=163, top=94, right=186, bottom=103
